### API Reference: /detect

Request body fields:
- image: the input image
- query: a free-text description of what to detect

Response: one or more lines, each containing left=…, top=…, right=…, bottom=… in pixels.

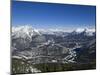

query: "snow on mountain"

left=12, top=25, right=96, bottom=65
left=12, top=25, right=95, bottom=37
left=38, top=27, right=95, bottom=36
left=76, top=28, right=95, bottom=32
left=73, top=28, right=95, bottom=36
left=85, top=28, right=95, bottom=36
left=12, top=25, right=41, bottom=40
left=12, top=25, right=47, bottom=50
left=75, top=28, right=85, bottom=33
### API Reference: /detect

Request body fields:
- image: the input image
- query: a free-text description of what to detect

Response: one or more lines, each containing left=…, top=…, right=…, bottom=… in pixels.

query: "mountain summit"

left=12, top=25, right=41, bottom=39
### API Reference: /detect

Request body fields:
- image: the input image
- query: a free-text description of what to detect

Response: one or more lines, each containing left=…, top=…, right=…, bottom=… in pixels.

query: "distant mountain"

left=70, top=28, right=95, bottom=36
left=12, top=26, right=95, bottom=38
left=12, top=26, right=45, bottom=50
left=12, top=25, right=41, bottom=40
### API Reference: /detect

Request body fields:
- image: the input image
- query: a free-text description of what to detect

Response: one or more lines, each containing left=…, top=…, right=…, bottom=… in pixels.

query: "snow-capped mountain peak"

left=12, top=25, right=41, bottom=39
left=75, top=28, right=86, bottom=33
left=74, top=28, right=95, bottom=36
left=75, top=28, right=95, bottom=33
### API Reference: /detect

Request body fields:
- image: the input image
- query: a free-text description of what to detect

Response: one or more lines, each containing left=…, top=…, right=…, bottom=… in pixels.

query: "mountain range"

left=12, top=25, right=96, bottom=73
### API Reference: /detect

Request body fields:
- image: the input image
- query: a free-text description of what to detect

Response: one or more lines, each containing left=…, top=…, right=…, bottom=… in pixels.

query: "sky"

left=12, top=1, right=96, bottom=30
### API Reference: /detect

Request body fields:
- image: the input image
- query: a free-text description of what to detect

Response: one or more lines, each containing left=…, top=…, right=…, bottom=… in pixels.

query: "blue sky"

left=12, top=1, right=96, bottom=29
